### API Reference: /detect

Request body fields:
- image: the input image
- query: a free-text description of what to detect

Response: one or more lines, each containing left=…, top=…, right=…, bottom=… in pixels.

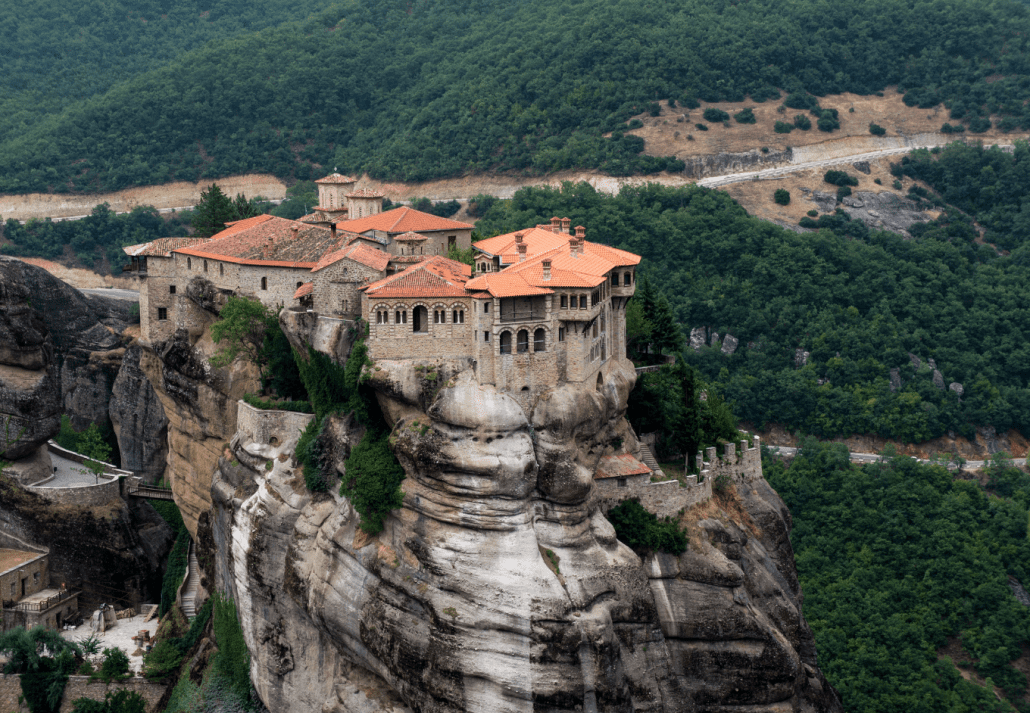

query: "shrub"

left=466, top=193, right=497, bottom=218
left=967, top=116, right=992, bottom=133
left=941, top=122, right=966, bottom=134
left=713, top=473, right=732, bottom=494
left=807, top=209, right=818, bottom=217
left=783, top=92, right=819, bottom=111
left=342, top=431, right=405, bottom=534
left=647, top=102, right=660, bottom=117
left=627, top=118, right=643, bottom=129
left=799, top=216, right=819, bottom=229
left=824, top=170, right=858, bottom=187
left=874, top=178, right=882, bottom=185
left=702, top=107, right=730, bottom=123
left=869, top=122, right=886, bottom=135
left=211, top=593, right=252, bottom=706
left=733, top=107, right=756, bottom=124
left=96, top=648, right=129, bottom=681
left=159, top=528, right=190, bottom=617
left=667, top=98, right=676, bottom=108
left=680, top=95, right=700, bottom=110
left=837, top=185, right=852, bottom=201
left=71, top=691, right=146, bottom=713
left=774, top=189, right=790, bottom=205
left=893, top=179, right=903, bottom=190
left=694, top=123, right=708, bottom=131
left=760, top=146, right=769, bottom=153
left=773, top=121, right=793, bottom=134
left=816, top=109, right=840, bottom=131
left=750, top=87, right=780, bottom=103
left=606, top=499, right=687, bottom=555
left=793, top=114, right=811, bottom=130
left=242, top=393, right=312, bottom=413
left=142, top=640, right=182, bottom=681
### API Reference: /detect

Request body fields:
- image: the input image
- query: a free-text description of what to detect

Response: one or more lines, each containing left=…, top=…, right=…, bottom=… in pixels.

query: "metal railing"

left=127, top=483, right=175, bottom=501
left=499, top=309, right=547, bottom=323
left=2, top=588, right=79, bottom=613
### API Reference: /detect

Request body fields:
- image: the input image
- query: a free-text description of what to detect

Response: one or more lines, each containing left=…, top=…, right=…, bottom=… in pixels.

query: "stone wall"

left=311, top=258, right=384, bottom=317
left=0, top=674, right=167, bottom=713
left=594, top=437, right=763, bottom=518
left=27, top=476, right=125, bottom=507
left=234, top=400, right=315, bottom=458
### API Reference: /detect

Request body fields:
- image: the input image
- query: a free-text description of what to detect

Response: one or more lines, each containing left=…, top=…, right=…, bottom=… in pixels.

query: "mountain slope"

left=5, top=0, right=1030, bottom=193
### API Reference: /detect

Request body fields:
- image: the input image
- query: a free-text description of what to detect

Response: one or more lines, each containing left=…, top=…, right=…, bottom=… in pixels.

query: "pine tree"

left=190, top=184, right=236, bottom=238
left=649, top=295, right=684, bottom=356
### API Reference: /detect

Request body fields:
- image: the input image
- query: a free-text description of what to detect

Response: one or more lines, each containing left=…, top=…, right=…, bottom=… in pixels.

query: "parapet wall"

left=235, top=400, right=315, bottom=457
left=0, top=674, right=167, bottom=713
left=26, top=477, right=124, bottom=506
left=595, top=437, right=763, bottom=518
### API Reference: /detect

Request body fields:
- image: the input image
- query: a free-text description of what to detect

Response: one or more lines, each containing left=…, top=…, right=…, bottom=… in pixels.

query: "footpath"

left=765, top=444, right=1027, bottom=471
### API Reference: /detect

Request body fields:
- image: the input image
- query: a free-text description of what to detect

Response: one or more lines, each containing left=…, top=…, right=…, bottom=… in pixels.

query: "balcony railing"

left=499, top=308, right=547, bottom=323
left=2, top=588, right=79, bottom=613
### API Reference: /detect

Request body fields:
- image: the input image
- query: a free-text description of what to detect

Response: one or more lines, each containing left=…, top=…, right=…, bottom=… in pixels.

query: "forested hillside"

left=6, top=0, right=1030, bottom=193
left=474, top=179, right=1030, bottom=445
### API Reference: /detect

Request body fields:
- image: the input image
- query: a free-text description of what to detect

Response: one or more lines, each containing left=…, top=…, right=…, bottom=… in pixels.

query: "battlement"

left=594, top=436, right=762, bottom=519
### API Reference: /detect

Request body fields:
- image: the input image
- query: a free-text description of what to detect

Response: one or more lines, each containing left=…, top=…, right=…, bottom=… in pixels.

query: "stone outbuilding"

left=1, top=546, right=79, bottom=631
left=593, top=454, right=652, bottom=491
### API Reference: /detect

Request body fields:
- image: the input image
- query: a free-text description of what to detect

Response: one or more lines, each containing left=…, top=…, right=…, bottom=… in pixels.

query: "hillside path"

left=766, top=444, right=1026, bottom=471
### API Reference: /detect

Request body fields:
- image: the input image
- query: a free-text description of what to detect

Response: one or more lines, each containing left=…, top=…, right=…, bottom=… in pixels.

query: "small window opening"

left=187, top=258, right=191, bottom=270
left=169, top=285, right=176, bottom=294
left=561, top=295, right=568, bottom=308
left=261, top=277, right=267, bottom=290
left=157, top=307, right=168, bottom=321
left=623, top=272, right=631, bottom=286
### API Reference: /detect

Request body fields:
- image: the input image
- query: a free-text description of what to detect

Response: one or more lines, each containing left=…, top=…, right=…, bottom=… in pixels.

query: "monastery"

left=124, top=173, right=640, bottom=400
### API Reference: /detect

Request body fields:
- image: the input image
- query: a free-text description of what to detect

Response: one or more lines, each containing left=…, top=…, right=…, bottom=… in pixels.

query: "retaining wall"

left=0, top=674, right=166, bottom=713
left=235, top=400, right=315, bottom=458
left=26, top=477, right=124, bottom=506
left=594, top=437, right=763, bottom=518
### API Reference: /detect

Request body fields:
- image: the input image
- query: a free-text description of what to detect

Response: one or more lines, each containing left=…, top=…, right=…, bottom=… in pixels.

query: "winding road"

left=764, top=444, right=1026, bottom=470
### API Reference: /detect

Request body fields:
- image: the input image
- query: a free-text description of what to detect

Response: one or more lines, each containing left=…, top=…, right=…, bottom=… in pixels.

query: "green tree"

left=77, top=423, right=112, bottom=485
left=774, top=189, right=791, bottom=205
left=210, top=296, right=274, bottom=380
left=649, top=295, right=684, bottom=356
left=190, top=184, right=236, bottom=238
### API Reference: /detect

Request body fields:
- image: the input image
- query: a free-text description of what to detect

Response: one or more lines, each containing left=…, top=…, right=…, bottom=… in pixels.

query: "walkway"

left=765, top=444, right=1027, bottom=470
left=181, top=544, right=200, bottom=620
left=44, top=450, right=118, bottom=487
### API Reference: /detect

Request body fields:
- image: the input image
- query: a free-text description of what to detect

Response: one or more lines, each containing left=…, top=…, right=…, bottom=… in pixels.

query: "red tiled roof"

left=346, top=188, right=385, bottom=198
left=389, top=255, right=430, bottom=264
left=393, top=231, right=429, bottom=241
left=293, top=282, right=314, bottom=299
left=464, top=272, right=553, bottom=298
left=594, top=454, right=651, bottom=480
left=174, top=216, right=338, bottom=266
left=123, top=237, right=210, bottom=257
left=337, top=207, right=473, bottom=235
left=473, top=227, right=570, bottom=263
left=316, top=172, right=357, bottom=184
left=584, top=241, right=641, bottom=267
left=313, top=243, right=390, bottom=273
left=363, top=256, right=472, bottom=299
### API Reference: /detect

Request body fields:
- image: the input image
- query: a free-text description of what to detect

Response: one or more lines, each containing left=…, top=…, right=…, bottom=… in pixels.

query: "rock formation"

left=186, top=322, right=842, bottom=712
left=109, top=346, right=169, bottom=484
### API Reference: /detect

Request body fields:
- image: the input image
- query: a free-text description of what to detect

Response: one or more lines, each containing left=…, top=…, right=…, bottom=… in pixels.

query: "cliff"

left=184, top=325, right=843, bottom=712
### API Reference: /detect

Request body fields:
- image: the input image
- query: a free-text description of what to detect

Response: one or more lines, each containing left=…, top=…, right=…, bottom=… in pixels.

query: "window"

left=261, top=277, right=267, bottom=290
left=610, top=273, right=616, bottom=286
left=157, top=308, right=168, bottom=321
left=9, top=582, right=13, bottom=598
left=617, top=478, right=627, bottom=488
left=500, top=331, right=511, bottom=354
left=559, top=327, right=565, bottom=342
left=516, top=329, right=529, bottom=353
left=596, top=373, right=603, bottom=390
left=454, top=310, right=464, bottom=324
left=204, top=260, right=208, bottom=273
left=592, top=322, right=598, bottom=338
left=561, top=295, right=567, bottom=308
left=297, top=282, right=304, bottom=288
left=534, top=328, right=546, bottom=352
left=624, top=272, right=631, bottom=286
left=376, top=311, right=383, bottom=324
left=413, top=306, right=428, bottom=333
left=220, top=264, right=224, bottom=276
left=434, top=310, right=443, bottom=324
left=169, top=285, right=176, bottom=294
left=448, top=236, right=456, bottom=249
left=484, top=302, right=490, bottom=313
left=187, top=258, right=191, bottom=270
left=395, top=310, right=407, bottom=324
left=580, top=296, right=587, bottom=310
left=33, top=572, right=38, bottom=584
left=484, top=331, right=490, bottom=342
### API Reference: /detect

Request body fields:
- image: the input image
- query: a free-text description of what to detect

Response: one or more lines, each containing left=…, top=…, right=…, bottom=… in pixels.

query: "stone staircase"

left=638, top=444, right=664, bottom=478
left=181, top=545, right=200, bottom=619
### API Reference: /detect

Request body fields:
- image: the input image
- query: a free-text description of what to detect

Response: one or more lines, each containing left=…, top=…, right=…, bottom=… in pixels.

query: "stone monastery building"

left=125, top=177, right=640, bottom=399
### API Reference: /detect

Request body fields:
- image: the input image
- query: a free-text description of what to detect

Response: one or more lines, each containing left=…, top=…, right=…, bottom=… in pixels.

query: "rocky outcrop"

left=109, top=346, right=169, bottom=484
left=680, top=147, right=792, bottom=179
left=203, top=342, right=841, bottom=712
left=0, top=257, right=62, bottom=459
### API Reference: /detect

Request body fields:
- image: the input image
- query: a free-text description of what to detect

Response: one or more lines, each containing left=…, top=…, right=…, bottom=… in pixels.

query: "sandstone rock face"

left=0, top=258, right=61, bottom=459
left=689, top=327, right=706, bottom=351
left=109, top=346, right=169, bottom=484
left=141, top=325, right=259, bottom=538
left=721, top=334, right=739, bottom=355
left=205, top=349, right=842, bottom=713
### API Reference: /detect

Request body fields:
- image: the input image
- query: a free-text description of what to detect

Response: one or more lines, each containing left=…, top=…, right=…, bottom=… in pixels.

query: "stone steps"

left=638, top=444, right=664, bottom=478
left=181, top=548, right=200, bottom=619
left=141, top=604, right=159, bottom=623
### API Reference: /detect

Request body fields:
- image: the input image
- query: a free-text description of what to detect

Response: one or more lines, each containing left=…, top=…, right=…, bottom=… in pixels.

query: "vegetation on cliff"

left=5, top=0, right=1030, bottom=190
left=765, top=442, right=1030, bottom=712
left=475, top=181, right=1030, bottom=443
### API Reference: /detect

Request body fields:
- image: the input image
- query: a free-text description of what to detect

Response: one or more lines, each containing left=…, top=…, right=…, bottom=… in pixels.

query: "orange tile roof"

left=473, top=227, right=571, bottom=263
left=337, top=207, right=473, bottom=235
left=583, top=241, right=641, bottom=267
left=316, top=172, right=357, bottom=184
left=174, top=216, right=338, bottom=266
left=313, top=243, right=390, bottom=273
left=389, top=255, right=430, bottom=264
left=363, top=256, right=472, bottom=299
left=393, top=231, right=429, bottom=242
left=346, top=188, right=385, bottom=198
left=293, top=282, right=313, bottom=299
left=123, top=237, right=211, bottom=257
left=464, top=272, right=553, bottom=298
left=595, top=454, right=651, bottom=480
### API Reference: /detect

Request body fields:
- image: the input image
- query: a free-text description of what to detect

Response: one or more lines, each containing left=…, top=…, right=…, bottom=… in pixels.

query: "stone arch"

left=413, top=305, right=428, bottom=333
left=220, top=263, right=224, bottom=276
left=533, top=327, right=546, bottom=352
left=431, top=303, right=448, bottom=325
left=516, top=329, right=529, bottom=353
left=187, top=257, right=192, bottom=270
left=261, top=276, right=268, bottom=291
left=499, top=331, right=512, bottom=355
left=596, top=373, right=603, bottom=391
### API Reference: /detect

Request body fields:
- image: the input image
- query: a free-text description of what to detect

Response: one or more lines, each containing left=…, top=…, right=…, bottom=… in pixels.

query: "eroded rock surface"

left=110, top=345, right=169, bottom=484
left=202, top=344, right=841, bottom=712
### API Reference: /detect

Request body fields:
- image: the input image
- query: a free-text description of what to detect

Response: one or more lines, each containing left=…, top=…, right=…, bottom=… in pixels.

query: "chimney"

left=292, top=225, right=300, bottom=239
left=575, top=225, right=585, bottom=240
left=515, top=231, right=524, bottom=244
left=542, top=259, right=551, bottom=280
left=517, top=242, right=528, bottom=262
left=561, top=217, right=572, bottom=233
left=550, top=216, right=561, bottom=233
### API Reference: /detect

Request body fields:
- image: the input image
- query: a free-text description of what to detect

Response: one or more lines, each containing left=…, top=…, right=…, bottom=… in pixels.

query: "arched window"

left=434, top=310, right=442, bottom=324
left=297, top=282, right=303, bottom=288
left=261, top=277, right=267, bottom=290
left=500, top=331, right=512, bottom=354
left=516, top=330, right=529, bottom=353
left=534, top=328, right=546, bottom=352
left=596, top=373, right=603, bottom=391
left=187, top=258, right=191, bottom=270
left=623, top=272, right=631, bottom=286
left=453, top=309, right=464, bottom=324
left=601, top=341, right=606, bottom=361
left=413, top=306, right=428, bottom=333
left=220, top=264, right=224, bottom=276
